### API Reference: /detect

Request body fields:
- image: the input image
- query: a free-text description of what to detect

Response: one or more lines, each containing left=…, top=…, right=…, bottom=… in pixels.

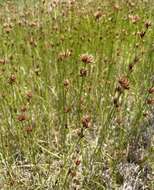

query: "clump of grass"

left=0, top=0, right=153, bottom=189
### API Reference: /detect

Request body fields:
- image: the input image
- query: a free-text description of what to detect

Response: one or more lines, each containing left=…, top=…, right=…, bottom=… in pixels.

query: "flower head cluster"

left=80, top=54, right=94, bottom=64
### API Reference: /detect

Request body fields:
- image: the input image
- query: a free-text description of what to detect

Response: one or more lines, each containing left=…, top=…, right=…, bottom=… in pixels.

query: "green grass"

left=0, top=0, right=153, bottom=189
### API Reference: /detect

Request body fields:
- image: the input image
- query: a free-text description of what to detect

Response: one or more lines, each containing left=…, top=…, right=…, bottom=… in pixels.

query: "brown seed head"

left=70, top=170, right=76, bottom=178
left=17, top=114, right=27, bottom=121
left=63, top=79, right=70, bottom=87
left=147, top=99, right=154, bottom=105
left=81, top=115, right=91, bottom=128
left=29, top=21, right=39, bottom=28
left=80, top=68, right=88, bottom=77
left=94, top=11, right=103, bottom=20
left=128, top=63, right=134, bottom=71
left=20, top=106, right=27, bottom=112
left=26, top=91, right=33, bottom=100
left=128, top=15, right=140, bottom=24
left=9, top=74, right=16, bottom=84
left=29, top=37, right=37, bottom=47
left=0, top=59, right=6, bottom=65
left=137, top=31, right=146, bottom=38
left=80, top=54, right=94, bottom=64
left=145, top=21, right=151, bottom=29
left=58, top=49, right=71, bottom=61
left=148, top=87, right=154, bottom=94
left=113, top=4, right=121, bottom=11
left=118, top=77, right=130, bottom=90
left=75, top=159, right=81, bottom=166
left=25, top=125, right=33, bottom=133
left=64, top=107, right=71, bottom=113
left=3, top=23, right=13, bottom=33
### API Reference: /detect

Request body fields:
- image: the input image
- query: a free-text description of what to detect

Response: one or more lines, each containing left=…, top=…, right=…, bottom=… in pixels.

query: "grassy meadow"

left=0, top=0, right=154, bottom=189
